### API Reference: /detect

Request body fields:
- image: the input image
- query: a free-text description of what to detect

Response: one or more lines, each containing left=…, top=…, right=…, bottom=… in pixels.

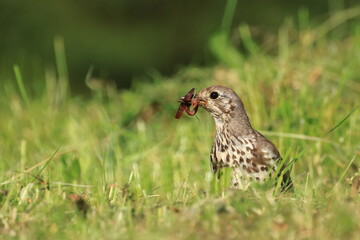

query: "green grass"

left=1, top=9, right=360, bottom=240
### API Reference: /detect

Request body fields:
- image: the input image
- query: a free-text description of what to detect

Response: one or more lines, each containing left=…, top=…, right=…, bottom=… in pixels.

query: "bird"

left=191, top=86, right=293, bottom=191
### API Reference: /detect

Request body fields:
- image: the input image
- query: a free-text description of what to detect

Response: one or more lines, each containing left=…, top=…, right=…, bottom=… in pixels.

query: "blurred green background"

left=0, top=0, right=359, bottom=91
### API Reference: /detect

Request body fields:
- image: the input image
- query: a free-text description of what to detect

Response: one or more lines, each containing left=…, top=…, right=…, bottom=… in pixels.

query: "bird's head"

left=192, top=86, right=240, bottom=116
left=191, top=86, right=252, bottom=130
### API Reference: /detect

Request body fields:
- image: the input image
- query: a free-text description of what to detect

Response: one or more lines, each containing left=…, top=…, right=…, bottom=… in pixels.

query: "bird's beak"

left=191, top=98, right=197, bottom=108
left=192, top=96, right=206, bottom=107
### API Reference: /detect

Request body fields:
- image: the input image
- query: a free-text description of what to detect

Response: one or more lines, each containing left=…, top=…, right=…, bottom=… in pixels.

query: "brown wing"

left=254, top=130, right=293, bottom=191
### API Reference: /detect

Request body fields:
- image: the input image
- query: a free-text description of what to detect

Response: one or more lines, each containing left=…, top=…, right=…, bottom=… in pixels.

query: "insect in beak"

left=175, top=88, right=199, bottom=119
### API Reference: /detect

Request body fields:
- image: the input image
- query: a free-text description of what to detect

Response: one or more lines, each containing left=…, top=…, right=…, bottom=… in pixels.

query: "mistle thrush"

left=187, top=86, right=293, bottom=190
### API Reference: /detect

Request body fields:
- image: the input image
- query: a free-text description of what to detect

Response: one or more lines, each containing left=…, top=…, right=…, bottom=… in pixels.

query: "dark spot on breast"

left=260, top=166, right=268, bottom=171
left=226, top=154, right=230, bottom=162
left=246, top=158, right=250, bottom=163
left=224, top=145, right=229, bottom=150
left=221, top=145, right=225, bottom=152
left=252, top=162, right=257, bottom=167
left=244, top=139, right=248, bottom=144
left=246, top=147, right=251, bottom=151
left=249, top=139, right=253, bottom=144
left=240, top=157, right=244, bottom=163
left=241, top=151, right=245, bottom=156
left=238, top=139, right=244, bottom=144
left=231, top=146, right=235, bottom=152
left=232, top=154, right=237, bottom=160
left=253, top=168, right=259, bottom=173
left=255, top=177, right=260, bottom=181
left=230, top=105, right=236, bottom=111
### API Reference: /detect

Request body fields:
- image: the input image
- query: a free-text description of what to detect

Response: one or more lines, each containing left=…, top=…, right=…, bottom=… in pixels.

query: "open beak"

left=192, top=97, right=206, bottom=107
left=191, top=98, right=198, bottom=108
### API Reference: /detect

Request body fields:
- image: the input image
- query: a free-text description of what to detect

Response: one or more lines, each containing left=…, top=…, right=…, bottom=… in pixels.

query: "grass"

left=1, top=8, right=360, bottom=240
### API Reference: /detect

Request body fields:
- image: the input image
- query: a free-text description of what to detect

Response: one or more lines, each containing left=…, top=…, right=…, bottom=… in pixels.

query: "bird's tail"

left=280, top=170, right=294, bottom=192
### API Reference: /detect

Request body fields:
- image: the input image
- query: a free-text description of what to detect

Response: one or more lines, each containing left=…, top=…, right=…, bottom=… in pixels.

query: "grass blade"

left=221, top=0, right=238, bottom=34
left=325, top=107, right=359, bottom=135
left=13, top=65, right=30, bottom=106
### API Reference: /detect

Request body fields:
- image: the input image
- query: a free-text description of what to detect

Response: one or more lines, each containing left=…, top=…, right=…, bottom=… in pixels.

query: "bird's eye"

left=210, top=91, right=219, bottom=99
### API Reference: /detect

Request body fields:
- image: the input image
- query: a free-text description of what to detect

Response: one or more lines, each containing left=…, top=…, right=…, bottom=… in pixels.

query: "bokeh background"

left=1, top=2, right=360, bottom=238
left=1, top=0, right=359, bottom=92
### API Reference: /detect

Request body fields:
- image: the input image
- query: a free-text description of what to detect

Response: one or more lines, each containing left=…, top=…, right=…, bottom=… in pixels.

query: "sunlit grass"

left=0, top=9, right=360, bottom=240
